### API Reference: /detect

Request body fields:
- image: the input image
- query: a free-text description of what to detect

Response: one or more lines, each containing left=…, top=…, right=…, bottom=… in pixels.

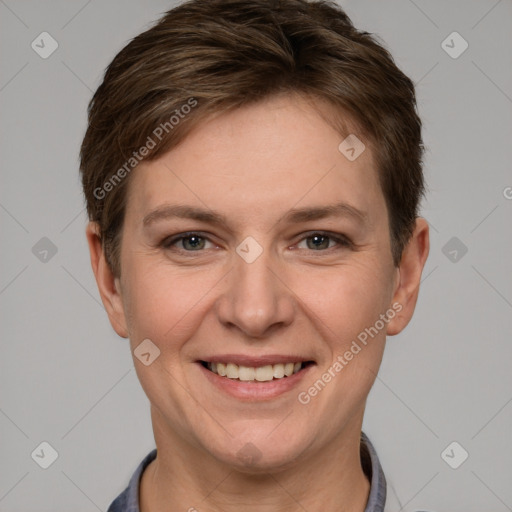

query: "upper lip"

left=199, top=354, right=314, bottom=366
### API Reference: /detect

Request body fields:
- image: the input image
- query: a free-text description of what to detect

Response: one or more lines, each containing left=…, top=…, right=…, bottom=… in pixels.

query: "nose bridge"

left=216, top=244, right=294, bottom=337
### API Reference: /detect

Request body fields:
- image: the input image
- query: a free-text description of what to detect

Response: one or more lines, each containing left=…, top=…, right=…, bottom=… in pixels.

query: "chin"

left=206, top=428, right=312, bottom=474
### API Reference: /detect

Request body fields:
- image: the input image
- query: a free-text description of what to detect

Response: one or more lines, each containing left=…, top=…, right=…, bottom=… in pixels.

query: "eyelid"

left=161, top=231, right=217, bottom=250
left=161, top=230, right=352, bottom=253
left=293, top=231, right=352, bottom=250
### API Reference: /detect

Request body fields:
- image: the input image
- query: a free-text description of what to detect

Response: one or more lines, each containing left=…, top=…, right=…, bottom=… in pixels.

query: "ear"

left=85, top=222, right=129, bottom=338
left=386, top=217, right=430, bottom=336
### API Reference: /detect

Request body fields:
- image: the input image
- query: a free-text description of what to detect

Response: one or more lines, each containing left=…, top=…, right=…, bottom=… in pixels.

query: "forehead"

left=125, top=94, right=386, bottom=229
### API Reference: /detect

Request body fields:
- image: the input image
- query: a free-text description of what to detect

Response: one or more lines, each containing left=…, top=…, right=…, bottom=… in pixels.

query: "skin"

left=87, top=93, right=429, bottom=511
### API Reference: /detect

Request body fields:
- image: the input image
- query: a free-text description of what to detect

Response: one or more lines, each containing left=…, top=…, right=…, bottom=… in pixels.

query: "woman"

left=80, top=1, right=430, bottom=510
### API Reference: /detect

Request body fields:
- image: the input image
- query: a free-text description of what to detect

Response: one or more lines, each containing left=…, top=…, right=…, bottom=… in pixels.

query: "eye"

left=160, top=231, right=351, bottom=254
left=161, top=232, right=215, bottom=252
left=296, top=232, right=351, bottom=251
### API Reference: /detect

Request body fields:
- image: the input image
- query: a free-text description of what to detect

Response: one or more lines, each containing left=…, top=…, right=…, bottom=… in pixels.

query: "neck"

left=140, top=408, right=371, bottom=512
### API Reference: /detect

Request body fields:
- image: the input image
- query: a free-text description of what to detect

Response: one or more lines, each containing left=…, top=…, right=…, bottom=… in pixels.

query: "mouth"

left=197, top=357, right=315, bottom=400
left=200, top=360, right=314, bottom=382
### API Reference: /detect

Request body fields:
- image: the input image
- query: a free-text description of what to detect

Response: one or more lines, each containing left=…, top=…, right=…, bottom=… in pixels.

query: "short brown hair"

left=80, top=0, right=425, bottom=277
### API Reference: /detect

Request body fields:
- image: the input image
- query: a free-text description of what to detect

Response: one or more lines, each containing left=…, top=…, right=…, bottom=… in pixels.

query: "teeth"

left=206, top=361, right=304, bottom=381
left=273, top=364, right=285, bottom=378
left=226, top=363, right=238, bottom=379
left=238, top=366, right=256, bottom=381
left=255, top=365, right=274, bottom=382
left=217, top=362, right=227, bottom=377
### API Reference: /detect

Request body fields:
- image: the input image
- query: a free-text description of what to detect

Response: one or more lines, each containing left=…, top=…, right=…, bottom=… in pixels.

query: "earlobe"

left=85, top=222, right=129, bottom=338
left=386, top=217, right=430, bottom=336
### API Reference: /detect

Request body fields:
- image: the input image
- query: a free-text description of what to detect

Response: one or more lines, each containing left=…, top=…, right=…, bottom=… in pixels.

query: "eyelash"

left=159, top=231, right=352, bottom=254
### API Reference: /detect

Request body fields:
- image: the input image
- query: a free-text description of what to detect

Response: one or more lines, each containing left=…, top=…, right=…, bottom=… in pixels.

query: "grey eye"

left=306, top=234, right=331, bottom=250
left=181, top=235, right=207, bottom=250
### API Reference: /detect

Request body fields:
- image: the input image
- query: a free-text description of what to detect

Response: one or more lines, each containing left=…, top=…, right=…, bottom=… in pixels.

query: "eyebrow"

left=142, top=202, right=368, bottom=228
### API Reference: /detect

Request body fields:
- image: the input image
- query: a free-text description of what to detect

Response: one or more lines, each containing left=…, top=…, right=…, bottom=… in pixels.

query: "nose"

left=214, top=246, right=295, bottom=339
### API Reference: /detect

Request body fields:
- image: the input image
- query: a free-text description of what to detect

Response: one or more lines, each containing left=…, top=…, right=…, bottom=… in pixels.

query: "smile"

left=197, top=356, right=315, bottom=400
left=203, top=361, right=305, bottom=382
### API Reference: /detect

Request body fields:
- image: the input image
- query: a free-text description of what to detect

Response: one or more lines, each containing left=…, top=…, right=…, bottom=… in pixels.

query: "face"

left=92, top=93, right=423, bottom=472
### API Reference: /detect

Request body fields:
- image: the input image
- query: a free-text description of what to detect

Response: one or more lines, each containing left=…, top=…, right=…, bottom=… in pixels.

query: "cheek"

left=120, top=263, right=218, bottom=430
left=294, top=261, right=393, bottom=344
left=121, top=261, right=217, bottom=351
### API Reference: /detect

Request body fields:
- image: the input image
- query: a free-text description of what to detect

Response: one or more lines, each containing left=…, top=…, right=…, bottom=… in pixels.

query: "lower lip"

left=197, top=362, right=314, bottom=400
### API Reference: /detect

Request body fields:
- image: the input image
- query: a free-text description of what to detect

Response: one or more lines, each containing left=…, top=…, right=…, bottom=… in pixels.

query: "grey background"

left=1, top=0, right=511, bottom=510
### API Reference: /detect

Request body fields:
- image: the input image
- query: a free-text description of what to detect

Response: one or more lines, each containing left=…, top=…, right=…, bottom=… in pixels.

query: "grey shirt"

left=107, top=432, right=399, bottom=511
